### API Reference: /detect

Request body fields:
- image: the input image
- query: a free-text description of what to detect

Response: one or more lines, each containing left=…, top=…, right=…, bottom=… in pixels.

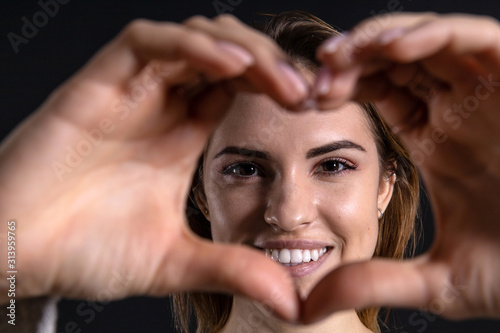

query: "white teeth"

left=271, top=249, right=279, bottom=262
left=303, top=249, right=311, bottom=262
left=264, top=247, right=329, bottom=265
left=290, top=249, right=303, bottom=264
left=311, top=249, right=319, bottom=261
left=279, top=249, right=291, bottom=264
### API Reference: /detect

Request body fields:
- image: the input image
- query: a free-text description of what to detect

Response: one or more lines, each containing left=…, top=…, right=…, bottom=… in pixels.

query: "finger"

left=315, top=69, right=428, bottom=138
left=377, top=15, right=500, bottom=72
left=313, top=61, right=448, bottom=111
left=189, top=81, right=236, bottom=126
left=183, top=15, right=309, bottom=107
left=73, top=20, right=255, bottom=88
left=313, top=61, right=444, bottom=107
left=134, top=81, right=239, bottom=171
left=318, top=14, right=500, bottom=81
left=172, top=232, right=299, bottom=322
left=302, top=258, right=458, bottom=324
left=316, top=13, right=437, bottom=69
left=366, top=80, right=428, bottom=137
left=370, top=64, right=449, bottom=105
left=375, top=15, right=500, bottom=88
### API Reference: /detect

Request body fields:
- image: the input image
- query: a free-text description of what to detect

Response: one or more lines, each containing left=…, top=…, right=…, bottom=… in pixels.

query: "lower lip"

left=281, top=248, right=332, bottom=279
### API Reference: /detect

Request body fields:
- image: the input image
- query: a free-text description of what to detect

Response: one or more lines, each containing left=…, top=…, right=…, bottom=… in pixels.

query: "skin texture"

left=0, top=11, right=499, bottom=327
left=195, top=92, right=394, bottom=332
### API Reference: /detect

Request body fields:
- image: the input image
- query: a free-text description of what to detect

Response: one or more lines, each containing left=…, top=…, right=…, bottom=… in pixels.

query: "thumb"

left=302, top=257, right=453, bottom=324
left=172, top=232, right=299, bottom=322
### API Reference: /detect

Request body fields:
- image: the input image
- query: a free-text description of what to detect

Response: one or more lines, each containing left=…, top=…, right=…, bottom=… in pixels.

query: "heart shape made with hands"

left=2, top=13, right=499, bottom=326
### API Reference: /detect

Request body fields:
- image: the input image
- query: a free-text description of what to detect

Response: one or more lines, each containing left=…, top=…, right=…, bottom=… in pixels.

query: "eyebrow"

left=214, top=146, right=270, bottom=160
left=214, top=140, right=366, bottom=160
left=306, top=140, right=366, bottom=159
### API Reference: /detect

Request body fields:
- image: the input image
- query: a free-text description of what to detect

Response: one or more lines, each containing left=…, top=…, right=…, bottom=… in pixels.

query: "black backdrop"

left=1, top=0, right=500, bottom=332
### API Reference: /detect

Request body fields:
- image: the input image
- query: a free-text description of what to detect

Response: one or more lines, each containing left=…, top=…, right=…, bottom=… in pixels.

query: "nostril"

left=269, top=223, right=281, bottom=233
left=264, top=215, right=278, bottom=224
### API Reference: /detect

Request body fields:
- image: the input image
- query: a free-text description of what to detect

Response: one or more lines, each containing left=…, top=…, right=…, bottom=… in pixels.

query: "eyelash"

left=220, top=158, right=356, bottom=179
left=221, top=161, right=263, bottom=179
left=314, top=157, right=357, bottom=176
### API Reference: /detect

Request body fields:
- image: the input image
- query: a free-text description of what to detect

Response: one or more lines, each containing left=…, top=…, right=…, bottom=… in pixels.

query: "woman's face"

left=199, top=92, right=395, bottom=298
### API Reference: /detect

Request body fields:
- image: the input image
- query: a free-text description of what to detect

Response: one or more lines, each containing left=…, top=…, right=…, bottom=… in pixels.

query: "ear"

left=377, top=172, right=396, bottom=214
left=194, top=186, right=210, bottom=221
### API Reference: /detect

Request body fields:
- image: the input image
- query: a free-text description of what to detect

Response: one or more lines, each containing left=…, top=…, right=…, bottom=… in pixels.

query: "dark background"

left=1, top=0, right=500, bottom=332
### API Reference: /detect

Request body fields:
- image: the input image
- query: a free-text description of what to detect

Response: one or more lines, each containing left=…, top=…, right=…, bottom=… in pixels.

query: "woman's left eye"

left=317, top=159, right=354, bottom=174
left=222, top=162, right=261, bottom=177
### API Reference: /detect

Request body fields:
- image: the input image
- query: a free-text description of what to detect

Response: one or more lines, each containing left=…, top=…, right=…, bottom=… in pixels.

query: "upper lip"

left=253, top=239, right=332, bottom=250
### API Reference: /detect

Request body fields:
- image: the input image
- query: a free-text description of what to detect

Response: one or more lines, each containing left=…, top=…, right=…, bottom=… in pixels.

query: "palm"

left=3, top=62, right=205, bottom=299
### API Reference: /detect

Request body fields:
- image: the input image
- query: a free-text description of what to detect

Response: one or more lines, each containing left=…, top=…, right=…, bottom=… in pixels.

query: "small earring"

left=377, top=208, right=384, bottom=219
left=204, top=209, right=208, bottom=215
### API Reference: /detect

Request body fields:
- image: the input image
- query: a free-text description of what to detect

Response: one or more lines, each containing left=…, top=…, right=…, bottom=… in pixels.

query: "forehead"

left=207, top=93, right=374, bottom=156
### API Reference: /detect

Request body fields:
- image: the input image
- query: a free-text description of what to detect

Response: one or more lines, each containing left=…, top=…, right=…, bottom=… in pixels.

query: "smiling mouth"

left=264, top=247, right=331, bottom=266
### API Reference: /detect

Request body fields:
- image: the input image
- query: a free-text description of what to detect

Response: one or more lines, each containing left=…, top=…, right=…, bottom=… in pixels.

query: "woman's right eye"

left=222, top=163, right=261, bottom=177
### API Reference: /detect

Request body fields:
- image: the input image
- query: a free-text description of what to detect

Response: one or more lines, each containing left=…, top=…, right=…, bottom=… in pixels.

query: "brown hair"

left=173, top=10, right=420, bottom=333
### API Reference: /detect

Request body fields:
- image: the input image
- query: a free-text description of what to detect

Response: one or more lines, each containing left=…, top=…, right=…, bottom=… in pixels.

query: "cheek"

left=319, top=179, right=379, bottom=261
left=206, top=182, right=264, bottom=244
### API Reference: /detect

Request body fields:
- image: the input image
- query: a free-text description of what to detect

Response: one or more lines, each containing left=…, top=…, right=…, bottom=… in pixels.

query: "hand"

left=303, top=13, right=500, bottom=322
left=0, top=15, right=309, bottom=321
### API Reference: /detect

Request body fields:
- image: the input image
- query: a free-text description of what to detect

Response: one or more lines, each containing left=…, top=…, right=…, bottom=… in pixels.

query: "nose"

left=264, top=174, right=317, bottom=232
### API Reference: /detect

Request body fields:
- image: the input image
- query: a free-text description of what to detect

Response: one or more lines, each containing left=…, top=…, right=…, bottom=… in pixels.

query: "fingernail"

left=320, top=33, right=348, bottom=54
left=378, top=27, right=407, bottom=45
left=216, top=41, right=254, bottom=66
left=313, top=66, right=332, bottom=97
left=277, top=61, right=308, bottom=97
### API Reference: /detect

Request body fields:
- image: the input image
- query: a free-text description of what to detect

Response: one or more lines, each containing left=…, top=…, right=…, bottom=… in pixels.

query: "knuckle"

left=253, top=42, right=278, bottom=59
left=421, top=12, right=439, bottom=21
left=481, top=16, right=500, bottom=36
left=183, top=29, right=210, bottom=44
left=122, top=19, right=150, bottom=37
left=214, top=14, right=238, bottom=24
left=481, top=20, right=500, bottom=45
left=122, top=19, right=178, bottom=44
left=183, top=15, right=210, bottom=27
left=120, top=19, right=152, bottom=45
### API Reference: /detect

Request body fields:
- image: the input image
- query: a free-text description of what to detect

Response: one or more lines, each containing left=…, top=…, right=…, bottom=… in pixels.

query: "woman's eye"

left=318, top=159, right=354, bottom=174
left=223, top=163, right=260, bottom=177
left=322, top=160, right=344, bottom=172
